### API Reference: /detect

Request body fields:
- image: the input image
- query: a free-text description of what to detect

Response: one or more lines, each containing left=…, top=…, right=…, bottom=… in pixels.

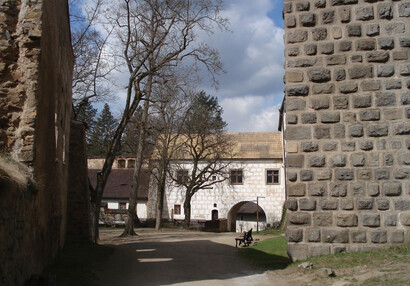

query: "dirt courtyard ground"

left=48, top=228, right=409, bottom=286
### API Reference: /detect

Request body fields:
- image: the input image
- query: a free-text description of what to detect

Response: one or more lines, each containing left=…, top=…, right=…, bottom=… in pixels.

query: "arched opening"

left=227, top=201, right=266, bottom=232
left=211, top=209, right=218, bottom=221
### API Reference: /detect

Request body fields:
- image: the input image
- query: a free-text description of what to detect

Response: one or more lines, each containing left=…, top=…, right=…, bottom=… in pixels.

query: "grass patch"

left=255, top=229, right=284, bottom=236
left=44, top=243, right=114, bottom=286
left=239, top=236, right=290, bottom=269
left=297, top=245, right=410, bottom=270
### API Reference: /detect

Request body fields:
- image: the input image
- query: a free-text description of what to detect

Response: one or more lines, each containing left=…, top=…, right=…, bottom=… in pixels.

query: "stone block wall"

left=0, top=0, right=73, bottom=284
left=283, top=0, right=409, bottom=261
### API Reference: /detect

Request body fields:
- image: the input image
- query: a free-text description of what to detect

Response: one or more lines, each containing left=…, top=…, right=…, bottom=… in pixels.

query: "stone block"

left=366, top=23, right=379, bottom=37
left=385, top=22, right=405, bottom=35
left=312, top=28, right=327, bottom=41
left=384, top=154, right=394, bottom=166
left=368, top=183, right=380, bottom=197
left=391, top=231, right=404, bottom=244
left=329, top=154, right=346, bottom=167
left=371, top=230, right=387, bottom=243
left=313, top=212, right=332, bottom=227
left=286, top=98, right=306, bottom=111
left=351, top=230, right=367, bottom=243
left=285, top=199, right=298, bottom=211
left=320, top=43, right=334, bottom=55
left=382, top=182, right=402, bottom=196
left=335, top=169, right=354, bottom=181
left=333, top=95, right=348, bottom=110
left=311, top=245, right=331, bottom=257
left=288, top=184, right=306, bottom=197
left=323, top=142, right=338, bottom=151
left=375, top=91, right=396, bottom=107
left=341, top=199, right=354, bottom=210
left=321, top=112, right=340, bottom=123
left=399, top=37, right=410, bottom=48
left=285, top=126, right=311, bottom=140
left=288, top=30, right=308, bottom=43
left=398, top=2, right=410, bottom=17
left=299, top=199, right=317, bottom=211
left=398, top=153, right=410, bottom=165
left=338, top=41, right=352, bottom=52
left=300, top=13, right=316, bottom=27
left=394, top=199, right=409, bottom=211
left=286, top=228, right=303, bottom=242
left=341, top=142, right=355, bottom=152
left=359, top=141, right=373, bottom=151
left=366, top=51, right=389, bottom=63
left=390, top=140, right=402, bottom=149
left=308, top=182, right=327, bottom=197
left=306, top=229, right=321, bottom=242
left=323, top=229, right=349, bottom=243
left=384, top=213, right=397, bottom=226
left=349, top=124, right=364, bottom=137
left=317, top=170, right=332, bottom=181
left=296, top=1, right=310, bottom=11
left=378, top=3, right=393, bottom=19
left=367, top=124, right=389, bottom=137
left=289, top=212, right=311, bottom=225
left=351, top=54, right=362, bottom=63
left=287, top=244, right=308, bottom=262
left=384, top=109, right=403, bottom=120
left=314, top=0, right=326, bottom=9
left=286, top=71, right=304, bottom=83
left=313, top=83, right=334, bottom=94
left=283, top=2, right=292, bottom=14
left=301, top=113, right=317, bottom=124
left=331, top=183, right=347, bottom=197
left=308, top=155, right=326, bottom=167
left=377, top=199, right=390, bottom=211
left=286, top=142, right=299, bottom=153
left=304, top=44, right=317, bottom=55
left=343, top=113, right=356, bottom=123
left=326, top=55, right=347, bottom=67
left=351, top=153, right=365, bottom=167
left=286, top=85, right=309, bottom=96
left=285, top=15, right=297, bottom=28
left=357, top=169, right=371, bottom=180
left=307, top=68, right=331, bottom=83
left=356, top=6, right=374, bottom=21
left=287, top=47, right=299, bottom=57
left=333, top=124, right=346, bottom=139
left=320, top=200, right=338, bottom=210
left=286, top=154, right=305, bottom=168
left=393, top=51, right=408, bottom=61
left=300, top=170, right=314, bottom=181
left=374, top=168, right=390, bottom=180
left=336, top=214, right=358, bottom=227
left=393, top=168, right=409, bottom=180
left=314, top=126, right=331, bottom=139
left=349, top=66, right=373, bottom=79
left=339, top=82, right=358, bottom=94
left=351, top=182, right=366, bottom=197
left=399, top=64, right=410, bottom=76
left=287, top=114, right=298, bottom=125
left=347, top=24, right=361, bottom=37
left=361, top=80, right=381, bottom=91
left=368, top=153, right=380, bottom=167
left=401, top=91, right=410, bottom=105
left=301, top=142, right=318, bottom=152
left=400, top=212, right=410, bottom=226
left=360, top=110, right=380, bottom=121
left=357, top=39, right=376, bottom=51
left=362, top=213, right=380, bottom=227
left=378, top=38, right=394, bottom=50
left=377, top=64, right=394, bottom=77
left=334, top=68, right=346, bottom=81
left=331, top=27, right=342, bottom=39
left=321, top=10, right=335, bottom=24
left=287, top=171, right=297, bottom=182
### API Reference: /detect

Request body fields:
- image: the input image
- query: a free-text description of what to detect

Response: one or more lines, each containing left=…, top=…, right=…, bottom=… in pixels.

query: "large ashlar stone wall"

left=0, top=0, right=74, bottom=284
left=283, top=0, right=410, bottom=261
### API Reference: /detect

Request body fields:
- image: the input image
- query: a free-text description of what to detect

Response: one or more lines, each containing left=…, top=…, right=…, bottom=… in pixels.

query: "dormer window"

left=117, top=159, right=126, bottom=168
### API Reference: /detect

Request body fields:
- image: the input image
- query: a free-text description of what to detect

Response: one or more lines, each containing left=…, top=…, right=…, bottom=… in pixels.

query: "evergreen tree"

left=74, top=101, right=98, bottom=144
left=88, top=104, right=118, bottom=157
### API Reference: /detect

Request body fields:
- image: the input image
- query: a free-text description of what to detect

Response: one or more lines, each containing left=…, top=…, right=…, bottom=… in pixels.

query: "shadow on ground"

left=45, top=238, right=289, bottom=286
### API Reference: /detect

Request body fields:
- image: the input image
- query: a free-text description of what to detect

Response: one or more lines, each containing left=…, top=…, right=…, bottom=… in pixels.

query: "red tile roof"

left=88, top=168, right=150, bottom=200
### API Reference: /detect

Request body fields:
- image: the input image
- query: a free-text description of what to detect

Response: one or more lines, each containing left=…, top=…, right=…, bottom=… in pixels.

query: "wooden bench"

left=235, top=228, right=253, bottom=247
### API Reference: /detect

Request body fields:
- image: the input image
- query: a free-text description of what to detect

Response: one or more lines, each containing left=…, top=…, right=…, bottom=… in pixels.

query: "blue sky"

left=74, top=0, right=285, bottom=133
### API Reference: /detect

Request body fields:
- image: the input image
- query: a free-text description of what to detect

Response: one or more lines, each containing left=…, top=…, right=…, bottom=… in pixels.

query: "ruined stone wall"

left=0, top=0, right=73, bottom=284
left=283, top=0, right=409, bottom=261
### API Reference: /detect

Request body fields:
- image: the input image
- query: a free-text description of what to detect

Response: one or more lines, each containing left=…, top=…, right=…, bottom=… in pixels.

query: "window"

left=230, top=169, right=243, bottom=184
left=127, top=159, right=135, bottom=168
left=117, top=159, right=125, bottom=168
left=176, top=170, right=189, bottom=185
left=267, top=169, right=280, bottom=184
left=174, top=204, right=181, bottom=215
left=211, top=175, right=217, bottom=181
left=119, top=202, right=127, bottom=209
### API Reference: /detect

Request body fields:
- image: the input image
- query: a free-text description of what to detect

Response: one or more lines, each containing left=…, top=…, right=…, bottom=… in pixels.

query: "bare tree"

left=108, top=0, right=228, bottom=236
left=171, top=92, right=235, bottom=228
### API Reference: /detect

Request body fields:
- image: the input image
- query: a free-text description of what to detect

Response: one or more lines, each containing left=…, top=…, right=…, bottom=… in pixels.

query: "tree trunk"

left=155, top=168, right=167, bottom=230
left=183, top=196, right=191, bottom=229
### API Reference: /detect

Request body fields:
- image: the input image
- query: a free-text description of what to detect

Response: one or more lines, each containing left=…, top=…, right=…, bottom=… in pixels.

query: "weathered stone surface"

left=301, top=170, right=314, bottom=181
left=313, top=83, right=334, bottom=94
left=313, top=212, right=332, bottom=226
left=359, top=141, right=373, bottom=151
left=321, top=10, right=335, bottom=24
left=341, top=199, right=354, bottom=210
left=377, top=64, right=394, bottom=77
left=302, top=142, right=319, bottom=152
left=338, top=41, right=352, bottom=51
left=367, top=124, right=389, bottom=137
left=349, top=66, right=373, bottom=79
left=377, top=199, right=390, bottom=211
left=351, top=182, right=366, bottom=197
left=286, top=98, right=307, bottom=111
left=394, top=199, right=409, bottom=211
left=366, top=51, right=389, bottom=63
left=351, top=54, right=363, bottom=63
left=371, top=230, right=387, bottom=243
left=308, top=155, right=326, bottom=167
left=384, top=213, right=397, bottom=226
left=347, top=24, right=361, bottom=37
left=334, top=95, right=349, bottom=109
left=300, top=199, right=317, bottom=211
left=399, top=37, right=410, bottom=48
left=286, top=85, right=310, bottom=96
left=341, top=142, right=356, bottom=152
left=378, top=38, right=394, bottom=50
left=286, top=228, right=303, bottom=242
left=287, top=171, right=298, bottom=182
left=288, top=184, right=306, bottom=197
left=362, top=213, right=380, bottom=227
left=329, top=154, right=346, bottom=167
left=321, top=112, right=340, bottom=123
left=286, top=154, right=305, bottom=168
left=384, top=154, right=394, bottom=166
left=317, top=169, right=332, bottom=181
left=323, top=229, right=349, bottom=243
left=320, top=43, right=334, bottom=55
left=323, top=142, right=338, bottom=151
left=320, top=200, right=338, bottom=210
left=308, top=182, right=327, bottom=196
left=296, top=1, right=310, bottom=11
left=310, top=97, right=330, bottom=110
left=286, top=199, right=298, bottom=211
left=385, top=22, right=405, bottom=35
left=287, top=46, right=299, bottom=56
left=304, top=44, right=317, bottom=55
left=339, top=6, right=351, bottom=22
left=300, top=13, right=316, bottom=26
left=285, top=15, right=297, bottom=28
left=314, top=126, right=331, bottom=139
left=312, top=28, right=327, bottom=41
left=339, top=82, right=358, bottom=94
left=306, top=228, right=321, bottom=242
left=287, top=114, right=298, bottom=124
left=366, top=23, right=379, bottom=37
left=336, top=214, right=358, bottom=227
left=335, top=169, right=354, bottom=181
left=391, top=231, right=404, bottom=244
left=360, top=110, right=380, bottom=121
left=286, top=71, right=304, bottom=82
left=289, top=212, right=311, bottom=225
left=351, top=153, right=366, bottom=167
left=400, top=213, right=410, bottom=226
left=349, top=124, right=364, bottom=137
left=287, top=244, right=309, bottom=262
left=368, top=183, right=380, bottom=197
left=361, top=80, right=381, bottom=91
left=288, top=30, right=309, bottom=43
left=375, top=91, right=396, bottom=107
left=398, top=3, right=410, bottom=17
left=334, top=68, right=346, bottom=81
left=331, top=183, right=347, bottom=197
left=357, top=39, right=376, bottom=51
left=357, top=169, right=371, bottom=180
left=393, top=168, right=409, bottom=180
left=378, top=3, right=393, bottom=19
left=285, top=126, right=311, bottom=140
left=351, top=230, right=367, bottom=243
left=308, top=68, right=331, bottom=82
left=374, top=168, right=390, bottom=180
left=356, top=6, right=374, bottom=21
left=401, top=92, right=410, bottom=105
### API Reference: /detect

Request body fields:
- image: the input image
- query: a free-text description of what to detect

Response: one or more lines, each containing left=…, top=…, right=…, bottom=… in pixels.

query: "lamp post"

left=256, top=196, right=265, bottom=232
